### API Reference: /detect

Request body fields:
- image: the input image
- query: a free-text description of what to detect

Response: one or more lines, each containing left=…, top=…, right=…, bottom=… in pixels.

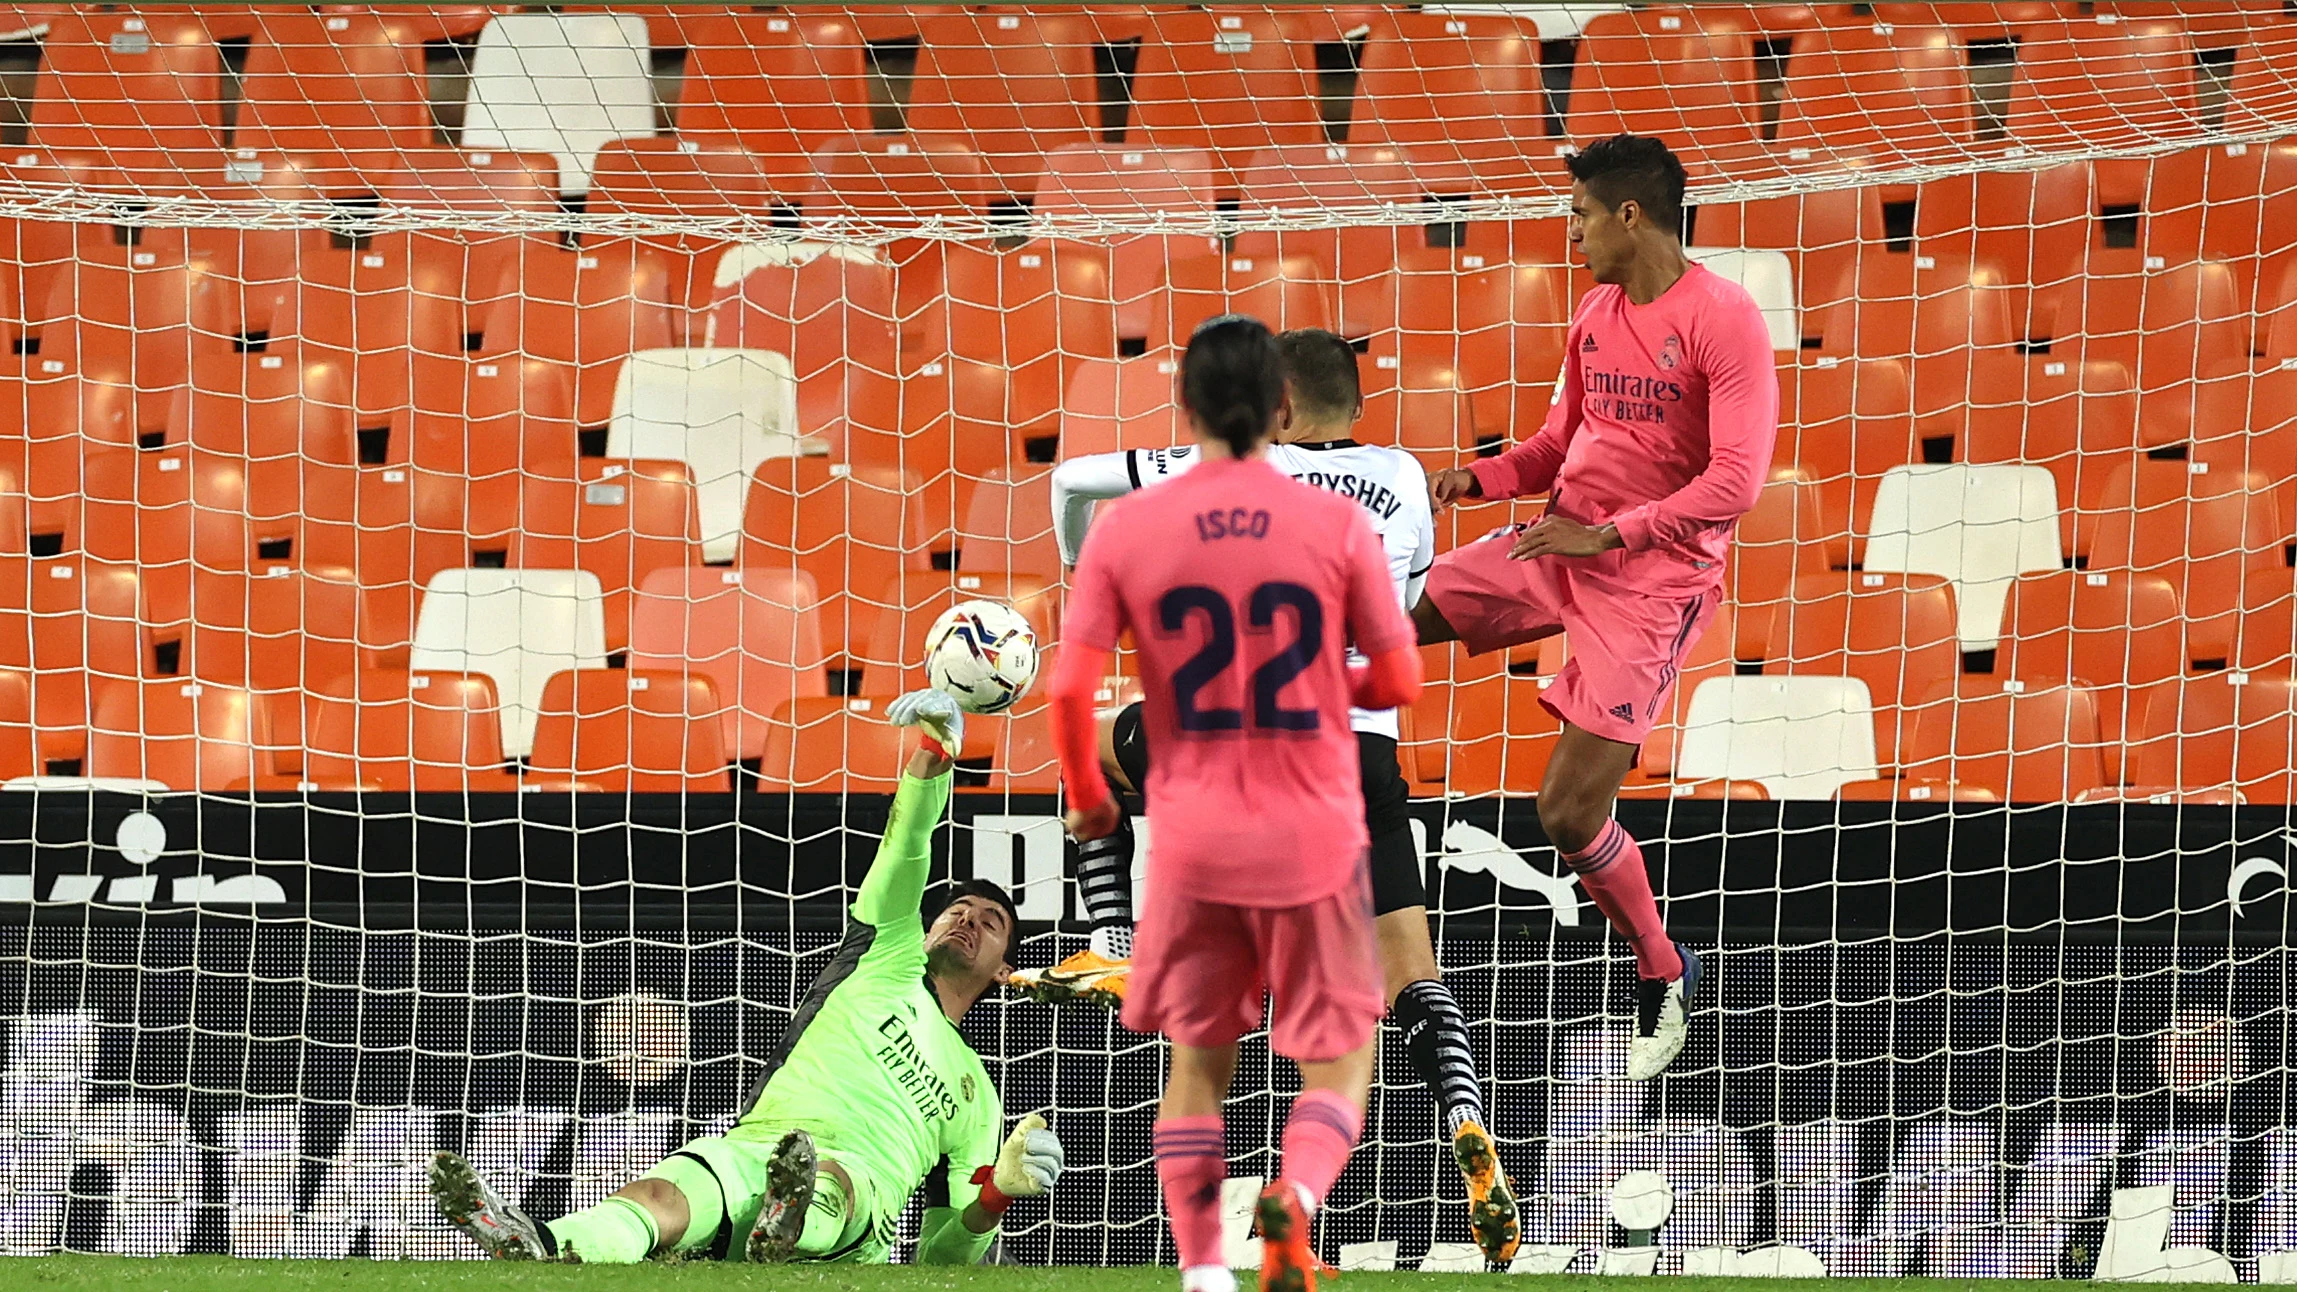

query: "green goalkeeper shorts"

left=646, top=1126, right=894, bottom=1264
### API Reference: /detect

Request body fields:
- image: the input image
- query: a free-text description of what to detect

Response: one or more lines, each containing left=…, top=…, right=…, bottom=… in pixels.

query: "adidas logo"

left=1609, top=702, right=1636, bottom=722
left=1581, top=334, right=1599, bottom=353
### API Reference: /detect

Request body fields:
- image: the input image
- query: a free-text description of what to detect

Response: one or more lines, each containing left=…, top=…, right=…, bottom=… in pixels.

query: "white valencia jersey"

left=1050, top=440, right=1436, bottom=738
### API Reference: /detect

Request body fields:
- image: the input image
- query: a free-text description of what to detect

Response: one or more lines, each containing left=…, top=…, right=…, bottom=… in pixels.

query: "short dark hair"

left=1566, top=134, right=1688, bottom=237
left=1276, top=328, right=1362, bottom=424
left=1181, top=314, right=1284, bottom=456
left=932, top=878, right=1021, bottom=965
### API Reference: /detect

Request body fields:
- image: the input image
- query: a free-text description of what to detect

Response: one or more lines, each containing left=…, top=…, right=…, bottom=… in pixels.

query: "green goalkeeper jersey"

left=734, top=770, right=1002, bottom=1260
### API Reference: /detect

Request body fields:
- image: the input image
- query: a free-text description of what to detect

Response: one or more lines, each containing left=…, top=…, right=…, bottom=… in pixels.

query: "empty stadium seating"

left=0, top=3, right=2280, bottom=802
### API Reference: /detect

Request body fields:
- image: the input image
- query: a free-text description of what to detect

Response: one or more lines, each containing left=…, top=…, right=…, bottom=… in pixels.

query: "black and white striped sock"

left=1392, top=978, right=1485, bottom=1139
left=1074, top=795, right=1134, bottom=961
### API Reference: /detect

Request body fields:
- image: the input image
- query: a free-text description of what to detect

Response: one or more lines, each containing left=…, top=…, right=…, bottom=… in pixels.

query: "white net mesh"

left=0, top=0, right=2293, bottom=1276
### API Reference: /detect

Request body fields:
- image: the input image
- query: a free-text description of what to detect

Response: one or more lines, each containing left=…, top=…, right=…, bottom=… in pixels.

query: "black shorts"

left=1108, top=703, right=1427, bottom=917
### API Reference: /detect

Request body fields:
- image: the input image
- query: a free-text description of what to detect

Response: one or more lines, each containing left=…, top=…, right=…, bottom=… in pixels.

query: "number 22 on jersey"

left=1155, top=582, right=1324, bottom=734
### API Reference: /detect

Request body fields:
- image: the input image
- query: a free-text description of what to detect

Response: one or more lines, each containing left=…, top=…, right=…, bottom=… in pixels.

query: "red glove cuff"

left=921, top=734, right=952, bottom=761
left=969, top=1165, right=1014, bottom=1216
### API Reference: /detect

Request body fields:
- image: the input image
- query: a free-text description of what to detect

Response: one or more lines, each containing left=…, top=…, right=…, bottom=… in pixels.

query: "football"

left=923, top=600, right=1041, bottom=714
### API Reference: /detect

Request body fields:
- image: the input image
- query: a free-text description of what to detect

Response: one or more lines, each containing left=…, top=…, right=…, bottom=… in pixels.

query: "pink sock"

left=1562, top=819, right=1684, bottom=982
left=1278, top=1090, right=1363, bottom=1210
left=1153, top=1116, right=1228, bottom=1269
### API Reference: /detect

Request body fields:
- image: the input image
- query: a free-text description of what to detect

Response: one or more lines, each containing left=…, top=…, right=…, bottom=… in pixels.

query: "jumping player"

left=1016, top=328, right=1521, bottom=1263
left=1418, top=135, right=1779, bottom=1081
left=1051, top=316, right=1423, bottom=1292
left=427, top=690, right=1065, bottom=1265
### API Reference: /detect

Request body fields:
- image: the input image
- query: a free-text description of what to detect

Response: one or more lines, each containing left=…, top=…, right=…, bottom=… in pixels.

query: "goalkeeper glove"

left=886, top=688, right=964, bottom=759
left=971, top=1113, right=1064, bottom=1216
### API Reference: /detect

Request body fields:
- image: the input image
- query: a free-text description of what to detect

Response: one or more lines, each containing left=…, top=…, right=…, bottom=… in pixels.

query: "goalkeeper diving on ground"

left=428, top=690, right=1064, bottom=1264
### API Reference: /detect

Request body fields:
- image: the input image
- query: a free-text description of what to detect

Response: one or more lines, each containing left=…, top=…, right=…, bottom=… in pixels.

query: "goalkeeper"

left=428, top=689, right=1065, bottom=1264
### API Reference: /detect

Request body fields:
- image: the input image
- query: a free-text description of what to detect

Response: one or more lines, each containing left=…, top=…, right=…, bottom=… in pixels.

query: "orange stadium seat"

left=935, top=241, right=1116, bottom=446
left=1953, top=354, right=2137, bottom=551
left=1129, top=9, right=1324, bottom=195
left=587, top=137, right=787, bottom=264
left=1913, top=164, right=2094, bottom=294
left=1356, top=349, right=1475, bottom=466
left=1693, top=188, right=1884, bottom=334
left=0, top=556, right=147, bottom=766
left=1905, top=680, right=2109, bottom=802
left=1036, top=144, right=1221, bottom=342
left=1446, top=673, right=1566, bottom=796
left=164, top=564, right=364, bottom=699
left=29, top=12, right=221, bottom=191
left=1996, top=569, right=2184, bottom=766
left=838, top=352, right=1017, bottom=548
left=1762, top=571, right=1961, bottom=763
left=236, top=11, right=429, bottom=177
left=1566, top=8, right=1768, bottom=180
left=474, top=239, right=696, bottom=429
left=2006, top=16, right=2203, bottom=152
left=1349, top=11, right=1554, bottom=195
left=0, top=668, right=37, bottom=780
left=2040, top=258, right=2248, bottom=393
left=1147, top=252, right=1336, bottom=351
left=1835, top=777, right=2000, bottom=803
left=807, top=134, right=1002, bottom=228
left=1781, top=356, right=1920, bottom=544
left=528, top=669, right=731, bottom=793
left=2146, top=141, right=2297, bottom=271
left=2228, top=21, right=2297, bottom=136
left=1233, top=142, right=1422, bottom=290
left=1060, top=351, right=1182, bottom=457
left=507, top=460, right=704, bottom=654
left=627, top=566, right=826, bottom=763
left=36, top=245, right=218, bottom=398
left=1728, top=470, right=1845, bottom=658
left=757, top=695, right=910, bottom=793
left=2233, top=572, right=2297, bottom=673
left=2130, top=673, right=2297, bottom=803
left=302, top=669, right=519, bottom=792
left=709, top=254, right=900, bottom=437
left=345, top=5, right=504, bottom=43
left=672, top=10, right=870, bottom=189
left=2077, top=458, right=2287, bottom=661
left=738, top=459, right=929, bottom=661
left=907, top=10, right=1102, bottom=198
left=1774, top=21, right=1972, bottom=170
left=956, top=466, right=1060, bottom=582
left=87, top=677, right=275, bottom=790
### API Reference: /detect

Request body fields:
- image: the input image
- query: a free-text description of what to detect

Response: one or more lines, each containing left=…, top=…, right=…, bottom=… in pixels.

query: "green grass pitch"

left=0, top=1259, right=2240, bottom=1291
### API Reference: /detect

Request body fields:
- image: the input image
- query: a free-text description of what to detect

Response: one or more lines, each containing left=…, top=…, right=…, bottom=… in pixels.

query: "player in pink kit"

left=1419, top=135, right=1779, bottom=1082
left=1049, top=317, right=1423, bottom=1292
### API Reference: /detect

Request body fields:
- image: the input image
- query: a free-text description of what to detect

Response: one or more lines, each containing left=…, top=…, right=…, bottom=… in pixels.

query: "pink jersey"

left=1065, top=456, right=1412, bottom=908
left=1468, top=262, right=1779, bottom=595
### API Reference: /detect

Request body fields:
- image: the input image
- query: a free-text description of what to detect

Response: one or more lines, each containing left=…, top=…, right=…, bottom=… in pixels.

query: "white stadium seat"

left=410, top=569, right=608, bottom=759
left=461, top=13, right=656, bottom=195
left=1862, top=463, right=2063, bottom=650
left=1675, top=675, right=1879, bottom=800
left=1686, top=247, right=1798, bottom=351
left=605, top=348, right=817, bottom=563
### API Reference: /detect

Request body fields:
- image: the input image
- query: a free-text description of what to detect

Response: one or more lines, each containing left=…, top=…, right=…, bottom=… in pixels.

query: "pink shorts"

left=1123, top=865, right=1384, bottom=1063
left=1425, top=526, right=1719, bottom=745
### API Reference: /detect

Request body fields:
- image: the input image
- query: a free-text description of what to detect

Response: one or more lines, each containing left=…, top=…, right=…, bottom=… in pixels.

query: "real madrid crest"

left=1659, top=335, right=1682, bottom=370
left=962, top=1073, right=977, bottom=1103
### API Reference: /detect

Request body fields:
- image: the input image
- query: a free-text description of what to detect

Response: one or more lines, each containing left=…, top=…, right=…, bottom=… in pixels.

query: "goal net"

left=0, top=0, right=2293, bottom=1278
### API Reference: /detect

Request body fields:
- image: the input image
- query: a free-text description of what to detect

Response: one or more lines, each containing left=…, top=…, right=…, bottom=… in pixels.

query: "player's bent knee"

left=611, top=1176, right=696, bottom=1253
left=1536, top=792, right=1606, bottom=857
left=1410, top=596, right=1458, bottom=647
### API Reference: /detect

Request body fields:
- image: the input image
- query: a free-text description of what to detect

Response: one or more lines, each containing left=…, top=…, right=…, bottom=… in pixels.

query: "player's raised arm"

left=1604, top=296, right=1780, bottom=552
left=845, top=691, right=964, bottom=975
left=1050, top=450, right=1136, bottom=568
left=1050, top=514, right=1126, bottom=841
left=1435, top=321, right=1584, bottom=508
